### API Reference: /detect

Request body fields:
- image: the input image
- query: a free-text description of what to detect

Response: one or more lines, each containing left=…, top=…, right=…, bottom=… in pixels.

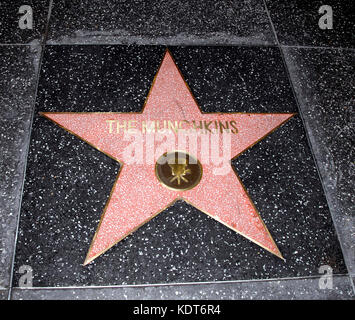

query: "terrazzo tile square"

left=13, top=45, right=346, bottom=287
left=0, top=289, right=9, bottom=300
left=0, top=45, right=41, bottom=288
left=265, top=0, right=355, bottom=48
left=46, top=0, right=275, bottom=45
left=0, top=0, right=50, bottom=44
left=282, top=47, right=355, bottom=275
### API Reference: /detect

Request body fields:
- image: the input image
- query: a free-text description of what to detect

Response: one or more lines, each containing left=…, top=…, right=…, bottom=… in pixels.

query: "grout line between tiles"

left=349, top=274, right=355, bottom=296
left=0, top=43, right=39, bottom=46
left=10, top=274, right=351, bottom=291
left=1, top=42, right=351, bottom=50
left=262, top=0, right=354, bottom=283
left=2, top=43, right=352, bottom=50
left=281, top=44, right=355, bottom=51
left=44, top=41, right=279, bottom=47
left=7, top=0, right=54, bottom=301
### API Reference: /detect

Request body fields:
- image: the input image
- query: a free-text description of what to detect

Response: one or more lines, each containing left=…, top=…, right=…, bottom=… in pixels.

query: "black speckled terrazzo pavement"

left=0, top=1, right=354, bottom=300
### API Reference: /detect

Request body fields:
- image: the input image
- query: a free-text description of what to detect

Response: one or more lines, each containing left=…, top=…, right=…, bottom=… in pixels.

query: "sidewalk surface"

left=0, top=0, right=354, bottom=300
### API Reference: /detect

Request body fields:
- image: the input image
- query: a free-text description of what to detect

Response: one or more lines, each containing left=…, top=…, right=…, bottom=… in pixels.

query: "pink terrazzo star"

left=42, top=49, right=295, bottom=265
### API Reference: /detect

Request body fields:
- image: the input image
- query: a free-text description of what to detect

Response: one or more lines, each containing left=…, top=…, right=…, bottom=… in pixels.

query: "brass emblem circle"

left=155, top=151, right=203, bottom=191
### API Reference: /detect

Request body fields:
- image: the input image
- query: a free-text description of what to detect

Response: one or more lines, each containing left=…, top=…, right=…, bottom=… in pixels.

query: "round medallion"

left=155, top=151, right=203, bottom=191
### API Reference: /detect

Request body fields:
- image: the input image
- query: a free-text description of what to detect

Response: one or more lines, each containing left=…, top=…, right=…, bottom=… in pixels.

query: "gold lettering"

left=128, top=120, right=137, bottom=133
left=106, top=120, right=116, bottom=133
left=178, top=120, right=189, bottom=132
left=230, top=120, right=238, bottom=134
left=156, top=120, right=167, bottom=133
left=168, top=120, right=179, bottom=133
left=218, top=121, right=229, bottom=133
left=192, top=120, right=203, bottom=131
left=142, top=120, right=155, bottom=133
left=106, top=118, right=238, bottom=135
left=203, top=121, right=213, bottom=133
left=116, top=120, right=127, bottom=133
